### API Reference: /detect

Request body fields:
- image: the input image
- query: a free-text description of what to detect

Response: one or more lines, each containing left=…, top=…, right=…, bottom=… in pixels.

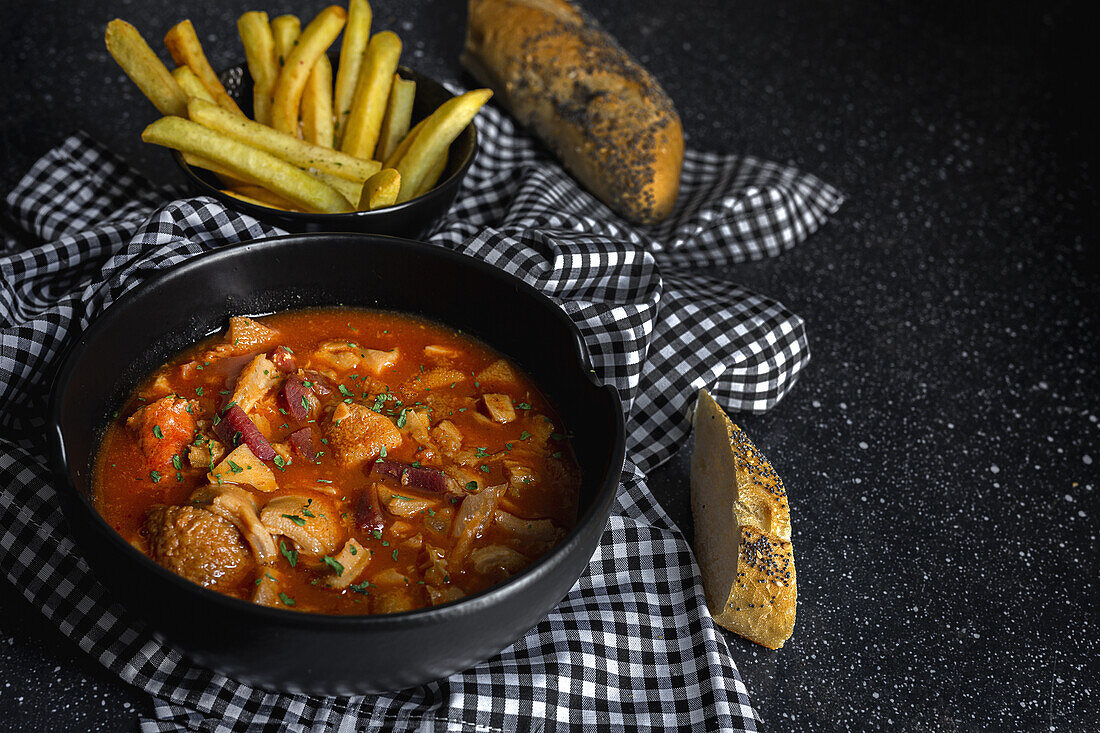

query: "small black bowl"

left=47, top=233, right=625, bottom=695
left=174, top=66, right=478, bottom=238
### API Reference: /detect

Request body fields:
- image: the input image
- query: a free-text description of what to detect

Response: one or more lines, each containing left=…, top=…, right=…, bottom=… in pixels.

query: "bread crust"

left=690, top=389, right=797, bottom=649
left=462, top=0, right=684, bottom=224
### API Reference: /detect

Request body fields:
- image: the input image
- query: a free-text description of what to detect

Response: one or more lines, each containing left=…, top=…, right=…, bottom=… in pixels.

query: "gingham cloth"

left=0, top=97, right=841, bottom=732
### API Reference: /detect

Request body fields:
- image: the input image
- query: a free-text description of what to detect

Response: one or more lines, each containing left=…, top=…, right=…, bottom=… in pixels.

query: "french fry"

left=222, top=189, right=281, bottom=209
left=142, top=116, right=352, bottom=213
left=333, top=0, right=372, bottom=146
left=310, top=170, right=361, bottom=205
left=358, top=168, right=400, bottom=210
left=301, top=55, right=335, bottom=147
left=237, top=11, right=278, bottom=125
left=339, top=31, right=401, bottom=159
left=105, top=19, right=188, bottom=117
left=164, top=20, right=243, bottom=115
left=395, top=89, right=491, bottom=202
left=222, top=186, right=303, bottom=211
left=270, top=6, right=347, bottom=136
left=187, top=98, right=380, bottom=182
left=182, top=152, right=257, bottom=188
left=172, top=66, right=214, bottom=103
left=414, top=148, right=448, bottom=198
left=270, top=15, right=301, bottom=68
left=375, top=74, right=415, bottom=162
left=383, top=116, right=427, bottom=169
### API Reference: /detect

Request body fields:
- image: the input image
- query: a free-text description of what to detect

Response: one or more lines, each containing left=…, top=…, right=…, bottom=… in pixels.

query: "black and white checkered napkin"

left=0, top=98, right=841, bottom=731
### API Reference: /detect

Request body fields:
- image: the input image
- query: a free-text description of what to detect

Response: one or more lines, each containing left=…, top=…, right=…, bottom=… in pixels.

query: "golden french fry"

left=172, top=66, right=214, bottom=103
left=181, top=152, right=257, bottom=187
left=302, top=55, right=334, bottom=147
left=164, top=20, right=243, bottom=115
left=143, top=116, right=352, bottom=213
left=340, top=31, right=401, bottom=159
left=383, top=116, right=427, bottom=169
left=105, top=20, right=188, bottom=117
left=237, top=11, right=278, bottom=124
left=358, top=168, right=400, bottom=210
left=188, top=98, right=380, bottom=182
left=414, top=148, right=448, bottom=197
left=310, top=170, right=361, bottom=205
left=395, top=89, right=491, bottom=202
left=222, top=186, right=304, bottom=211
left=334, top=0, right=372, bottom=145
left=375, top=75, right=415, bottom=161
left=222, top=189, right=279, bottom=209
left=271, top=14, right=301, bottom=68
left=270, top=6, right=346, bottom=135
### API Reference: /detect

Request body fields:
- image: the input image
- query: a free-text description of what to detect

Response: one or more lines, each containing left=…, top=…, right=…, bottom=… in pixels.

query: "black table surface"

left=1, top=1, right=1095, bottom=730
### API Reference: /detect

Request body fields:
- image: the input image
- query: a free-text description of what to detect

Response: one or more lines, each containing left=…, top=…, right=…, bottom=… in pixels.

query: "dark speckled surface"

left=1, top=1, right=1096, bottom=731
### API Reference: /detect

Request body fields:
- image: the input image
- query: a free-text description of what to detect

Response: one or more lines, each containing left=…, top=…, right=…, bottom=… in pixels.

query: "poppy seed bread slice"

left=690, top=389, right=797, bottom=649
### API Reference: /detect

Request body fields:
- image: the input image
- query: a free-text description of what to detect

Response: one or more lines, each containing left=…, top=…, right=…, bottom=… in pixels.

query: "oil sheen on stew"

left=93, top=309, right=581, bottom=615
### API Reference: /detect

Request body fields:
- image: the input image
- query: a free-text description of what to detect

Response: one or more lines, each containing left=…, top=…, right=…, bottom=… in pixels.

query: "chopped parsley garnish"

left=480, top=465, right=490, bottom=473
left=171, top=455, right=182, bottom=470
left=396, top=409, right=407, bottom=428
left=465, top=481, right=478, bottom=491
left=281, top=514, right=306, bottom=527
left=279, top=541, right=298, bottom=567
left=552, top=451, right=562, bottom=459
left=391, top=549, right=399, bottom=561
left=195, top=386, right=203, bottom=396
left=475, top=447, right=489, bottom=457
left=301, top=500, right=315, bottom=517
left=338, top=384, right=353, bottom=398
left=152, top=425, right=164, bottom=439
left=520, top=431, right=532, bottom=440
left=517, top=402, right=532, bottom=410
left=227, top=460, right=244, bottom=473
left=273, top=455, right=287, bottom=471
left=322, top=556, right=345, bottom=576
left=149, top=470, right=161, bottom=483
left=279, top=592, right=296, bottom=606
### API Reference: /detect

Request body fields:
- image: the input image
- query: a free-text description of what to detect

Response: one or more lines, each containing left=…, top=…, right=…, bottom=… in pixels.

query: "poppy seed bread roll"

left=690, top=389, right=797, bottom=649
left=461, top=0, right=684, bottom=224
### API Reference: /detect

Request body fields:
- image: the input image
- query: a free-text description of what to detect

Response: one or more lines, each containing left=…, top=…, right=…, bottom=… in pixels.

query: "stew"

left=93, top=308, right=581, bottom=614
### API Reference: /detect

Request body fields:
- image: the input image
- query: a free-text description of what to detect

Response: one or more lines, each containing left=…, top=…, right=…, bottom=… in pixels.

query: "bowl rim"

left=173, top=65, right=479, bottom=222
left=47, top=232, right=626, bottom=630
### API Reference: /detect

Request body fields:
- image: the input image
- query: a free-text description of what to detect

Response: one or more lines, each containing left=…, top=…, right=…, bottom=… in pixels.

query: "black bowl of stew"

left=47, top=233, right=625, bottom=695
left=174, top=65, right=478, bottom=238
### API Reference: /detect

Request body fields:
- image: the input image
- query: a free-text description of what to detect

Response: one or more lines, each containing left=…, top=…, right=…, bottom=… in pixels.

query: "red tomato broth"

left=93, top=308, right=581, bottom=615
